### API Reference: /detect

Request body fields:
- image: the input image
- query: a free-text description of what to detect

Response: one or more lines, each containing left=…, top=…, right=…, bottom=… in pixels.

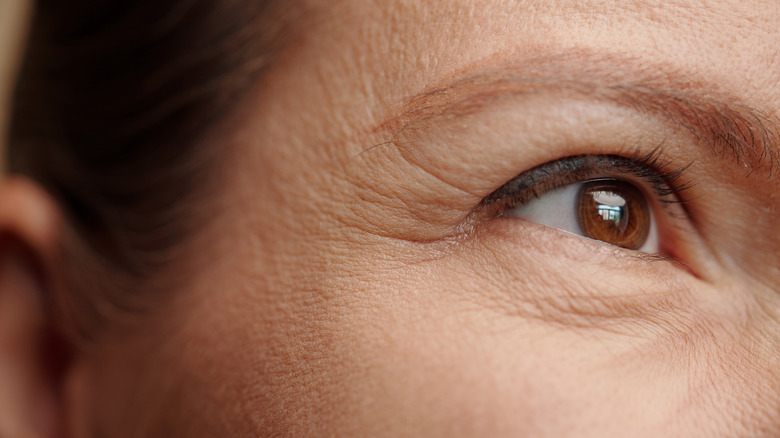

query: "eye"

left=483, top=152, right=691, bottom=255
left=506, top=178, right=658, bottom=252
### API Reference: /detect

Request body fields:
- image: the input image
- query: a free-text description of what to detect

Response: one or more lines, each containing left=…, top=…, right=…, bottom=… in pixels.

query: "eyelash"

left=480, top=149, right=695, bottom=217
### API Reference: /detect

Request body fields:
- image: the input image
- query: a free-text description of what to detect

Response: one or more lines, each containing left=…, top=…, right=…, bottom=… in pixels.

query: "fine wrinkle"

left=377, top=51, right=780, bottom=179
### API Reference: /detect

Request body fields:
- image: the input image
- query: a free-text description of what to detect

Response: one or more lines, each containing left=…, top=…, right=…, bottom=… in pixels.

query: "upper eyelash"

left=480, top=148, right=695, bottom=216
left=621, top=148, right=695, bottom=202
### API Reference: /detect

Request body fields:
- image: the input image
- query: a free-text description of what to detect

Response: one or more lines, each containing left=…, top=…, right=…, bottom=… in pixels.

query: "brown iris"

left=576, top=179, right=651, bottom=250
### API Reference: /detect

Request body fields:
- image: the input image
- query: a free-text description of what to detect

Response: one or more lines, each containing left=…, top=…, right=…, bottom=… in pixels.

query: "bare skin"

left=1, top=0, right=779, bottom=437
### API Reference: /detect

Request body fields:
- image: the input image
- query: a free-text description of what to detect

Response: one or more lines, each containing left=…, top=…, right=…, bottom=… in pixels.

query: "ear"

left=0, top=177, right=71, bottom=438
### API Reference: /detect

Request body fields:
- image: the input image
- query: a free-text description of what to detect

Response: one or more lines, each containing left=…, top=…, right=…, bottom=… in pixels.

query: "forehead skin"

left=73, top=1, right=780, bottom=437
left=292, top=0, right=780, bottom=123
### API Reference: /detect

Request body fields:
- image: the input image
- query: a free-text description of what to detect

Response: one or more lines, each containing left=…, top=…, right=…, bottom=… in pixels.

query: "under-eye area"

left=441, top=209, right=718, bottom=351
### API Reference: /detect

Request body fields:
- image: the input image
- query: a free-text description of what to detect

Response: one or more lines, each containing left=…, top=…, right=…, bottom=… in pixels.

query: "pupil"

left=576, top=180, right=650, bottom=250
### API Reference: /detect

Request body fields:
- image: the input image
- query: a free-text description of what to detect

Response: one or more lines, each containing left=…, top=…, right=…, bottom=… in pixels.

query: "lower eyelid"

left=486, top=217, right=670, bottom=267
left=444, top=229, right=702, bottom=336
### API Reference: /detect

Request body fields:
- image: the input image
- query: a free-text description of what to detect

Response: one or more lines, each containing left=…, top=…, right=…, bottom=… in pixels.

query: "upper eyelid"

left=374, top=50, right=780, bottom=179
left=480, top=152, right=692, bottom=217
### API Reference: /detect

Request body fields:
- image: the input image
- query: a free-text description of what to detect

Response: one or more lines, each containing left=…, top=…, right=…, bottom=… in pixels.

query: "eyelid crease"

left=373, top=50, right=780, bottom=179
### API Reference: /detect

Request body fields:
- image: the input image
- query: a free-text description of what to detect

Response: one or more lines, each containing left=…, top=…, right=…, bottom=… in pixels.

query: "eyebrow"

left=378, top=51, right=780, bottom=177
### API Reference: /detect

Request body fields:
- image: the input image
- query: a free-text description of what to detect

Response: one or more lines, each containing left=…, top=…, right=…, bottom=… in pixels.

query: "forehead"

left=286, top=0, right=780, bottom=120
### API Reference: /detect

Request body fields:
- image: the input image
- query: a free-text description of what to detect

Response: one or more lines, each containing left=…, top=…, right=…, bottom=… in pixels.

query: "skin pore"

left=1, top=0, right=779, bottom=437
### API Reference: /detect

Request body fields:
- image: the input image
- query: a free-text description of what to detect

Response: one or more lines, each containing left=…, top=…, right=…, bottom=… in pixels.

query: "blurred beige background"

left=0, top=0, right=31, bottom=175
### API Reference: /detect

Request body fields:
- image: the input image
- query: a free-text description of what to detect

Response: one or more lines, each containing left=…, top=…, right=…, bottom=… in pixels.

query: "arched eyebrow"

left=380, top=51, right=780, bottom=177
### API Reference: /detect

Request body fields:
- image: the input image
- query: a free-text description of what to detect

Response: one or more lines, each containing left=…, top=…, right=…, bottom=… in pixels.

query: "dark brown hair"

left=8, top=0, right=287, bottom=334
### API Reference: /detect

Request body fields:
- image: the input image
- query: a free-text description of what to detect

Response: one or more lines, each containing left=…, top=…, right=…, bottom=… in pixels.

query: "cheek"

left=200, top=247, right=696, bottom=437
left=307, top=256, right=773, bottom=438
left=128, top=227, right=778, bottom=438
left=271, top=272, right=652, bottom=437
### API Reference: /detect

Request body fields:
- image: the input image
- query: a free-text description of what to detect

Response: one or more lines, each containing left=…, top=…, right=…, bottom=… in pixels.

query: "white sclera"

left=506, top=183, right=659, bottom=254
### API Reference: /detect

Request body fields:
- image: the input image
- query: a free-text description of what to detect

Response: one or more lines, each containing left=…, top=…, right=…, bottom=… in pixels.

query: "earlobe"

left=0, top=177, right=70, bottom=438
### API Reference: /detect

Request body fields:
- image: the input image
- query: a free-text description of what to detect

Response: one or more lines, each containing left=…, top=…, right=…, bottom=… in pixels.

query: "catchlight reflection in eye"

left=507, top=178, right=659, bottom=253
